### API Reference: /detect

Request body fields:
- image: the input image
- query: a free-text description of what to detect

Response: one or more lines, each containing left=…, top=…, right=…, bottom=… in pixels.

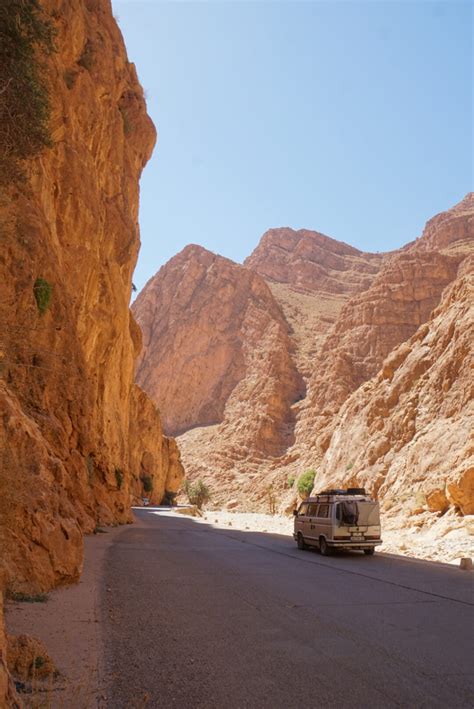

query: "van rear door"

left=356, top=501, right=381, bottom=537
left=357, top=501, right=380, bottom=527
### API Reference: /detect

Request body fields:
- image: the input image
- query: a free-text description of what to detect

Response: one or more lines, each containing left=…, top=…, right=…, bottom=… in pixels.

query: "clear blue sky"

left=112, top=0, right=472, bottom=293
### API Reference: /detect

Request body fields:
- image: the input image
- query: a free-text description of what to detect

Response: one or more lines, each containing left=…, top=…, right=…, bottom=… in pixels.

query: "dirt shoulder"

left=5, top=524, right=128, bottom=708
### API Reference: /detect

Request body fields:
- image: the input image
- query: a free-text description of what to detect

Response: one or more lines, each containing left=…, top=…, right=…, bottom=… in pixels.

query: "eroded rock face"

left=135, top=233, right=386, bottom=508
left=0, top=0, right=183, bottom=601
left=294, top=249, right=462, bottom=452
left=414, top=192, right=474, bottom=254
left=293, top=195, right=472, bottom=457
left=133, top=246, right=304, bottom=456
left=318, top=266, right=474, bottom=521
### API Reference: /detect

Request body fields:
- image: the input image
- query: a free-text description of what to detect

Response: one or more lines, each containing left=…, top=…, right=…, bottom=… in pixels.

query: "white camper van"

left=293, top=488, right=382, bottom=555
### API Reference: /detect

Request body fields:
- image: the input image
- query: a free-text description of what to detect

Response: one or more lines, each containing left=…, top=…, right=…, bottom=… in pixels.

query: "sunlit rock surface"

left=0, top=0, right=183, bottom=601
left=135, top=196, right=473, bottom=522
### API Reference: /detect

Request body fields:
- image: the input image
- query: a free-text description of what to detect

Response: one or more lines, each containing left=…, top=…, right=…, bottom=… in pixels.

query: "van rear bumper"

left=329, top=539, right=383, bottom=549
left=293, top=534, right=382, bottom=549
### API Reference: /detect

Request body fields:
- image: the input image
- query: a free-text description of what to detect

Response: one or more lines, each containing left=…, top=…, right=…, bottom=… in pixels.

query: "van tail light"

left=365, top=535, right=380, bottom=540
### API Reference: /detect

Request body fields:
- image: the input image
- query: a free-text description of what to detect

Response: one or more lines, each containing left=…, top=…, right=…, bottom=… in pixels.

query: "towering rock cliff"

left=318, top=265, right=474, bottom=518
left=292, top=194, right=472, bottom=461
left=133, top=246, right=304, bottom=477
left=135, top=195, right=473, bottom=516
left=0, top=0, right=183, bottom=607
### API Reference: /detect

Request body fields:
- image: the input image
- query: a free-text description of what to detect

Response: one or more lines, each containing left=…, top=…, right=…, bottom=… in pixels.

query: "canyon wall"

left=291, top=194, right=473, bottom=463
left=135, top=195, right=473, bottom=517
left=318, top=264, right=473, bottom=518
left=133, top=246, right=304, bottom=464
left=134, top=231, right=387, bottom=508
left=0, top=0, right=183, bottom=609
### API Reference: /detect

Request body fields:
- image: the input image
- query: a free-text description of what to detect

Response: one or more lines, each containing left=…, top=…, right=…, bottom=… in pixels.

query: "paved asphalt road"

left=102, top=509, right=474, bottom=708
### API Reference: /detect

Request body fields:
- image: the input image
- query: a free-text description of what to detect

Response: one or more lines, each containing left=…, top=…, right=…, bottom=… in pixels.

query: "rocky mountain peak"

left=414, top=192, right=474, bottom=254
left=244, top=226, right=384, bottom=295
left=132, top=244, right=303, bottom=440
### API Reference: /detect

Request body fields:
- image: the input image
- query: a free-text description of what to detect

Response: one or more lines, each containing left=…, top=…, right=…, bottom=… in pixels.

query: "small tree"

left=297, top=469, right=316, bottom=499
left=183, top=479, right=211, bottom=510
left=162, top=490, right=177, bottom=506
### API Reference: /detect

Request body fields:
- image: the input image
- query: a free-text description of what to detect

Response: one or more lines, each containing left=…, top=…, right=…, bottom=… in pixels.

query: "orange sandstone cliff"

left=0, top=0, right=183, bottom=613
left=133, top=246, right=304, bottom=463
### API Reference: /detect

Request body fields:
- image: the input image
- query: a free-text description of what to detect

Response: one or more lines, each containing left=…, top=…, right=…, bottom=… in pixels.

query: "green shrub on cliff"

left=33, top=277, right=52, bottom=314
left=0, top=0, right=55, bottom=184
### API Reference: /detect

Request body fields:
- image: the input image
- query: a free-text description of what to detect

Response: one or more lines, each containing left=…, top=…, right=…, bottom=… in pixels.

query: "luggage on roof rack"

left=347, top=487, right=366, bottom=495
left=317, top=487, right=367, bottom=496
left=318, top=489, right=346, bottom=496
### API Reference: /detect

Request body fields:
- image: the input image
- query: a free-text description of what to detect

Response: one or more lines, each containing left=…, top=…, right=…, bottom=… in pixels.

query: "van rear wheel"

left=319, top=537, right=331, bottom=556
left=364, top=548, right=375, bottom=556
left=297, top=533, right=307, bottom=550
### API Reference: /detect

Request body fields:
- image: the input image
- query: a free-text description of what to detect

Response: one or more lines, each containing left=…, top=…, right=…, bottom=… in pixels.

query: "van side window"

left=307, top=503, right=318, bottom=516
left=298, top=503, right=309, bottom=516
left=318, top=504, right=329, bottom=518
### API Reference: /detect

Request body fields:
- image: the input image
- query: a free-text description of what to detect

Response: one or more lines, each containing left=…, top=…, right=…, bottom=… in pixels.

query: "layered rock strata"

left=292, top=195, right=472, bottom=461
left=318, top=264, right=474, bottom=518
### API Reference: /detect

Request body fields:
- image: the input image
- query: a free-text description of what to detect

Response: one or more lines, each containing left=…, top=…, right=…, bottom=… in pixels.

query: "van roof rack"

left=318, top=489, right=346, bottom=496
left=316, top=487, right=367, bottom=497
